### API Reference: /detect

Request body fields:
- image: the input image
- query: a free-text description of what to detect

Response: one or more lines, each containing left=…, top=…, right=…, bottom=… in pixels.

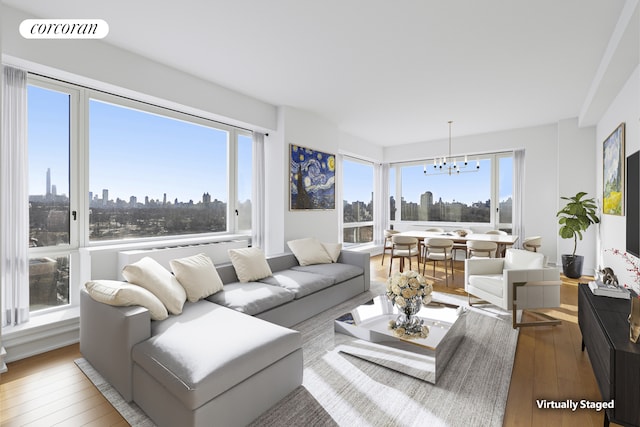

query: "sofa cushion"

left=259, top=269, right=335, bottom=299
left=228, top=247, right=273, bottom=282
left=291, top=263, right=363, bottom=284
left=134, top=301, right=301, bottom=411
left=206, top=282, right=295, bottom=315
left=122, top=256, right=187, bottom=315
left=287, top=237, right=333, bottom=266
left=467, top=274, right=504, bottom=298
left=84, top=279, right=169, bottom=321
left=170, top=253, right=224, bottom=302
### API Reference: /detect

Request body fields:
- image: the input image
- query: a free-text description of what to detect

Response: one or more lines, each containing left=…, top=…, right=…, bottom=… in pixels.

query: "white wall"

left=597, top=66, right=640, bottom=293
left=1, top=5, right=277, bottom=133
left=556, top=118, right=598, bottom=273
left=282, top=108, right=340, bottom=245
left=383, top=123, right=571, bottom=266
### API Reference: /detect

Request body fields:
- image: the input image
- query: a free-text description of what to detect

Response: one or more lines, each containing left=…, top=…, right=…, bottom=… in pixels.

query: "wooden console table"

left=578, top=283, right=640, bottom=426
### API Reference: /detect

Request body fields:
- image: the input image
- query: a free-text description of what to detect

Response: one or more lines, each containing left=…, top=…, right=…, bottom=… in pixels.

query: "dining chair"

left=485, top=230, right=512, bottom=256
left=523, top=236, right=542, bottom=252
left=381, top=229, right=400, bottom=265
left=423, top=237, right=454, bottom=286
left=466, top=240, right=498, bottom=258
left=452, top=229, right=473, bottom=260
left=388, top=235, right=421, bottom=276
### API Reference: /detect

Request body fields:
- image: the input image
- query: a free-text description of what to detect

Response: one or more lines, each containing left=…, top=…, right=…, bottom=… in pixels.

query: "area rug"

left=75, top=282, right=518, bottom=427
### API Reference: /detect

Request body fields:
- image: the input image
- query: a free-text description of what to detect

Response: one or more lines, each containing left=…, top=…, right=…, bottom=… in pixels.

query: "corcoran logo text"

left=20, top=19, right=109, bottom=39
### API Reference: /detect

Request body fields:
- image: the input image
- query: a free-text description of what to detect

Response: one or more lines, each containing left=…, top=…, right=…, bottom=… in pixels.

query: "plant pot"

left=561, top=254, right=584, bottom=279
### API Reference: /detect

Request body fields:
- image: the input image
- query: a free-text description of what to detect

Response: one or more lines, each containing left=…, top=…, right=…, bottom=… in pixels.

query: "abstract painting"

left=290, top=144, right=335, bottom=210
left=603, top=123, right=625, bottom=215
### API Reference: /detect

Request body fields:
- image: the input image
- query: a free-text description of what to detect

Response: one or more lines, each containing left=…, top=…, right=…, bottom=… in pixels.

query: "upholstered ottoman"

left=131, top=300, right=303, bottom=427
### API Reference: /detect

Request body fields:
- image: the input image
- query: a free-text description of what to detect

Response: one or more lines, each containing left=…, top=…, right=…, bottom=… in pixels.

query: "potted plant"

left=557, top=192, right=600, bottom=278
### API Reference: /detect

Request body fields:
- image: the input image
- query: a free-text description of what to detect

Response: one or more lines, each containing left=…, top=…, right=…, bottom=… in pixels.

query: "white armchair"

left=465, top=249, right=561, bottom=328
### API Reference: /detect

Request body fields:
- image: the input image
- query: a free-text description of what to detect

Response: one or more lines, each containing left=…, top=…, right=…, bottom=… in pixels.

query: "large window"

left=342, top=158, right=373, bottom=244
left=27, top=82, right=77, bottom=312
left=89, top=97, right=231, bottom=240
left=21, top=74, right=252, bottom=318
left=393, top=153, right=513, bottom=228
left=236, top=133, right=253, bottom=231
left=498, top=155, right=513, bottom=228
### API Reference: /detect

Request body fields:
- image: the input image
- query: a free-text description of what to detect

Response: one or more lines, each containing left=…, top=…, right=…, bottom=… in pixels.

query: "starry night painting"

left=290, top=144, right=335, bottom=210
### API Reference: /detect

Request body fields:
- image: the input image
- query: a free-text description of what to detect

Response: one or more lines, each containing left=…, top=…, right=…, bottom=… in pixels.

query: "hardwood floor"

left=0, top=254, right=619, bottom=426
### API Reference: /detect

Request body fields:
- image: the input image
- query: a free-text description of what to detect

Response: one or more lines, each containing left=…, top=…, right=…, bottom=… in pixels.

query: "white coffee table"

left=334, top=295, right=467, bottom=383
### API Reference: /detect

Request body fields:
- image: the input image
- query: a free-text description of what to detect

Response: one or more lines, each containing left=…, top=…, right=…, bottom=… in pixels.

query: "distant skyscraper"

left=46, top=168, right=51, bottom=198
left=102, top=189, right=109, bottom=206
left=130, top=196, right=137, bottom=206
left=163, top=193, right=167, bottom=205
left=51, top=184, right=57, bottom=197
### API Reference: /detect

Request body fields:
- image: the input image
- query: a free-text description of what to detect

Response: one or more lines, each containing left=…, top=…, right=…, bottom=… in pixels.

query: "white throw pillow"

left=287, top=237, right=333, bottom=266
left=322, top=242, right=342, bottom=263
left=170, top=253, right=224, bottom=302
left=228, top=247, right=273, bottom=282
left=122, top=257, right=186, bottom=315
left=85, top=280, right=169, bottom=321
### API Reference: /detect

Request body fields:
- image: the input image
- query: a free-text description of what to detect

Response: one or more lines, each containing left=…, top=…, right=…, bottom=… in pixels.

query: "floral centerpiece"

left=386, top=270, right=433, bottom=339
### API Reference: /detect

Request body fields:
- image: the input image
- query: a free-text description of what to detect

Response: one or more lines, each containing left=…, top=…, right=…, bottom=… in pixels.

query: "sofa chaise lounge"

left=80, top=248, right=370, bottom=427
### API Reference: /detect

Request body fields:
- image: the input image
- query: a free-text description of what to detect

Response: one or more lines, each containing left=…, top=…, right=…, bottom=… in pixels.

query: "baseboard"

left=2, top=316, right=79, bottom=363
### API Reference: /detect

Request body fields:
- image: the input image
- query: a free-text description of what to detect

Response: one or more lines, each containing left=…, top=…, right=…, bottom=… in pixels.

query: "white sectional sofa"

left=80, top=249, right=370, bottom=427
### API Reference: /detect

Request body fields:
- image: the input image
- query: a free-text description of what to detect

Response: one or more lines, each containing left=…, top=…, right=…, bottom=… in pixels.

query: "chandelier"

left=423, top=121, right=480, bottom=176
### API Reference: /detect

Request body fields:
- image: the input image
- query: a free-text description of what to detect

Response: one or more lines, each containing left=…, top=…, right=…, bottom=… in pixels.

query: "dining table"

left=395, top=230, right=519, bottom=258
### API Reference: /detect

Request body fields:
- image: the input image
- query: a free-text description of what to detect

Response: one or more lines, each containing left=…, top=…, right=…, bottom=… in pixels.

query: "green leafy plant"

left=557, top=192, right=600, bottom=257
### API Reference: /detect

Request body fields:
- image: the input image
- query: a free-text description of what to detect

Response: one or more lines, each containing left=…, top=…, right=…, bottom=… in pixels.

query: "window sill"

left=3, top=306, right=80, bottom=338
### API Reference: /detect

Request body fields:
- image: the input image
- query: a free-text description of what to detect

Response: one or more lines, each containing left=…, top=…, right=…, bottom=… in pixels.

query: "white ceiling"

left=2, top=0, right=631, bottom=145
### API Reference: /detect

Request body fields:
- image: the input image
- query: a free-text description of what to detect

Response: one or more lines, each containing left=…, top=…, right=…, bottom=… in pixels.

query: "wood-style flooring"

left=0, top=254, right=621, bottom=426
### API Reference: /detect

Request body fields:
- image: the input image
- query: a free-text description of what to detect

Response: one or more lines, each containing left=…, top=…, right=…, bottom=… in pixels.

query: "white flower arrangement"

left=386, top=270, right=433, bottom=339
left=386, top=270, right=433, bottom=308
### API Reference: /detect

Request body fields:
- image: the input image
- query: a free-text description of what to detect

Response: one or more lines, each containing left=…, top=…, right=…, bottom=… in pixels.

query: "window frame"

left=84, top=90, right=250, bottom=246
left=27, top=75, right=81, bottom=314
left=342, top=155, right=374, bottom=246
left=391, top=151, right=513, bottom=230
left=21, top=73, right=253, bottom=320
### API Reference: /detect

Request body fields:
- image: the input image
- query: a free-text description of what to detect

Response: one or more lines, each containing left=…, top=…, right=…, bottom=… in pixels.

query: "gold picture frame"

left=603, top=123, right=625, bottom=215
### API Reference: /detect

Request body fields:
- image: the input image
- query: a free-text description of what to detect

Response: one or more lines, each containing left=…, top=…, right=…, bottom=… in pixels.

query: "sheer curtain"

left=374, top=163, right=390, bottom=246
left=1, top=66, right=30, bottom=332
left=512, top=149, right=526, bottom=249
left=336, top=154, right=344, bottom=243
left=251, top=132, right=265, bottom=249
left=0, top=67, right=29, bottom=326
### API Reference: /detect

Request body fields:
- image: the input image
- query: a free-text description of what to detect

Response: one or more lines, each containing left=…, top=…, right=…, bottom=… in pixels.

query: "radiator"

left=117, top=239, right=249, bottom=279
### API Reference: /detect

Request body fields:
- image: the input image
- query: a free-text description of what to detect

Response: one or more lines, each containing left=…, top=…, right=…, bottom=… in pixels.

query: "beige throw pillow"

left=170, top=253, right=224, bottom=302
left=322, top=242, right=342, bottom=262
left=228, top=247, right=273, bottom=282
left=287, top=237, right=333, bottom=266
left=85, top=280, right=169, bottom=321
left=122, top=257, right=186, bottom=315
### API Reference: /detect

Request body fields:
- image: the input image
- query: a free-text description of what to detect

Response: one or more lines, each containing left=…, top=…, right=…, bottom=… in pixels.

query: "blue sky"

left=29, top=84, right=511, bottom=207
left=343, top=158, right=513, bottom=206
left=29, top=85, right=253, bottom=204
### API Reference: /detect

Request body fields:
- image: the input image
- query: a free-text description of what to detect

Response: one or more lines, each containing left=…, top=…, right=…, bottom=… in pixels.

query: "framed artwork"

left=603, top=123, right=625, bottom=215
left=289, top=144, right=335, bottom=210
